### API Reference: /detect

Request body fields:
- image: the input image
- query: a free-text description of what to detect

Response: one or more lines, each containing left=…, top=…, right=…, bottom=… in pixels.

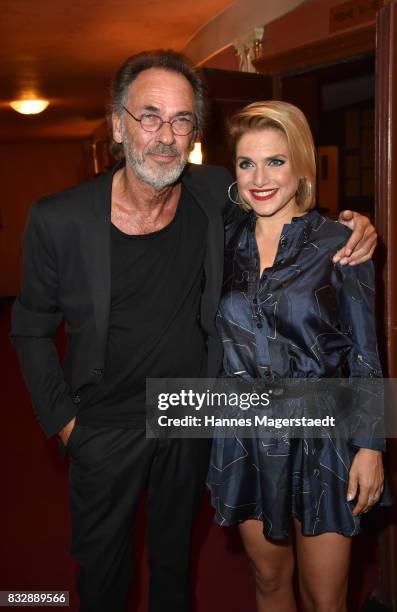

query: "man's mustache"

left=146, top=144, right=180, bottom=157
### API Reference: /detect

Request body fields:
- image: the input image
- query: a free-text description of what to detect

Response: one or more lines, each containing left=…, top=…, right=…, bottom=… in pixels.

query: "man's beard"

left=121, top=125, right=190, bottom=191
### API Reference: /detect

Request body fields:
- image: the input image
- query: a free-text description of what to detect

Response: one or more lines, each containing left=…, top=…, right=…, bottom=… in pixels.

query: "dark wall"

left=201, top=68, right=273, bottom=172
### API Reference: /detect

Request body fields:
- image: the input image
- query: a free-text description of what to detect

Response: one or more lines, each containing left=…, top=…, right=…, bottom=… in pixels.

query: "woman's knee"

left=251, top=561, right=293, bottom=598
left=300, top=586, right=347, bottom=612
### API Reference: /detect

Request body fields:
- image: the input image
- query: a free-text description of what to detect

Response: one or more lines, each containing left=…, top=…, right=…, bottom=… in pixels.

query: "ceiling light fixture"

left=9, top=99, right=49, bottom=115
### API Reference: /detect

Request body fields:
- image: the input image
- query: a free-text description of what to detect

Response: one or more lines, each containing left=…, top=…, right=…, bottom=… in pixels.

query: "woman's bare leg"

left=238, top=519, right=296, bottom=612
left=294, top=519, right=352, bottom=612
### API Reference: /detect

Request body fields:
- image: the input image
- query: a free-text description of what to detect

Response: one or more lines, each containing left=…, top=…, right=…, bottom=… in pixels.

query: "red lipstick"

left=249, top=188, right=278, bottom=201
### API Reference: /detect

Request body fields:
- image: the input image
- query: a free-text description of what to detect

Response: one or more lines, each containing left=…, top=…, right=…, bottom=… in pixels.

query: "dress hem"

left=212, top=512, right=362, bottom=540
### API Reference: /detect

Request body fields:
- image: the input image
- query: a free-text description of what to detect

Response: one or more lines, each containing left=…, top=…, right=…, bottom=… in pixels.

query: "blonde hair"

left=229, top=100, right=316, bottom=212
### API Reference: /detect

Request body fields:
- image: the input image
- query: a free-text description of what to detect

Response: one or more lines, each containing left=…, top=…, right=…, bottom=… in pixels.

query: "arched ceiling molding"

left=183, top=0, right=306, bottom=66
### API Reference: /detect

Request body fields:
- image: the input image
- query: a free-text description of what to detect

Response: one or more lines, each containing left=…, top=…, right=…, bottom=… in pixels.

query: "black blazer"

left=11, top=162, right=235, bottom=437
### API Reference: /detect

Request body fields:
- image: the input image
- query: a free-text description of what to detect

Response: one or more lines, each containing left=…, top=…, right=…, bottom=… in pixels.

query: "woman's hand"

left=333, top=210, right=377, bottom=265
left=347, top=448, right=384, bottom=516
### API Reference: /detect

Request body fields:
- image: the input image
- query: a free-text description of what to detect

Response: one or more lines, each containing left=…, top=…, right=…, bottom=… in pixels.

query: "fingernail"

left=340, top=258, right=348, bottom=265
left=347, top=493, right=354, bottom=501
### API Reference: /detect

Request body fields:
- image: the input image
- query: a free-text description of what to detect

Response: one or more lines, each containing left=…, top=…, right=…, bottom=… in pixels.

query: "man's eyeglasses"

left=122, top=106, right=196, bottom=136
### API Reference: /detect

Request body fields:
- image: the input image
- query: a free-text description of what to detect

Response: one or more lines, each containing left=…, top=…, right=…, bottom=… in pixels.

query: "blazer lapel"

left=83, top=168, right=115, bottom=355
left=182, top=171, right=224, bottom=326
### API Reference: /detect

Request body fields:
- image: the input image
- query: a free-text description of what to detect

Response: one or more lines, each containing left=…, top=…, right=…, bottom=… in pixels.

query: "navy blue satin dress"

left=207, top=209, right=386, bottom=539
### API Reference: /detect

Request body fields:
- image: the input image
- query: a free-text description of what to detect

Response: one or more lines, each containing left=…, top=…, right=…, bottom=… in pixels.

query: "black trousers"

left=67, top=426, right=211, bottom=612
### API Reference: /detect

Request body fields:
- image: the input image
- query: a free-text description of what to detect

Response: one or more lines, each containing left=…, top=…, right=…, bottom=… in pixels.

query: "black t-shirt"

left=77, top=188, right=208, bottom=427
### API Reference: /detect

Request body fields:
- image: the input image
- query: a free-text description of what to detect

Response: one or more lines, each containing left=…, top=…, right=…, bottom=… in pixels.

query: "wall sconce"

left=188, top=142, right=203, bottom=165
left=253, top=27, right=265, bottom=60
left=9, top=99, right=49, bottom=115
left=234, top=26, right=265, bottom=72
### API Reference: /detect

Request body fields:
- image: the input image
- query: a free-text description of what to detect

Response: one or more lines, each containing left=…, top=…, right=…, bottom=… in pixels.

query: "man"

left=11, top=50, right=376, bottom=612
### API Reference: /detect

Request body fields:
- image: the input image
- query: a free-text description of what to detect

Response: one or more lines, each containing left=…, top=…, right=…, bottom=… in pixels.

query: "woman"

left=207, top=101, right=386, bottom=612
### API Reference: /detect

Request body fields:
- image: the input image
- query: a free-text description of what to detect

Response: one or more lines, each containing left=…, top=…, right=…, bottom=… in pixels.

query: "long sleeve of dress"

left=337, top=261, right=385, bottom=451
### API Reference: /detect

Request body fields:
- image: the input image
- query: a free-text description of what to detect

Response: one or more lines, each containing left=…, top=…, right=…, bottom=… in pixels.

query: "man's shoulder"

left=32, top=171, right=111, bottom=220
left=181, top=163, right=234, bottom=217
left=182, top=163, right=233, bottom=188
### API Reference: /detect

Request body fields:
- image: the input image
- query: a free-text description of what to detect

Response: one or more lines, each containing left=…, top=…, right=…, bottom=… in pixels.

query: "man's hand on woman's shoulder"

left=333, top=210, right=377, bottom=266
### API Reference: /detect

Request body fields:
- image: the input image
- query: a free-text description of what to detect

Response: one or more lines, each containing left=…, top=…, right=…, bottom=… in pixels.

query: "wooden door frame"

left=376, top=0, right=397, bottom=376
left=253, top=24, right=375, bottom=75
left=374, top=1, right=397, bottom=607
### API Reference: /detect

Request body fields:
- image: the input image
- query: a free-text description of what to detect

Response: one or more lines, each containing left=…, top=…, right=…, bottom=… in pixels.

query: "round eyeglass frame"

left=122, top=105, right=196, bottom=136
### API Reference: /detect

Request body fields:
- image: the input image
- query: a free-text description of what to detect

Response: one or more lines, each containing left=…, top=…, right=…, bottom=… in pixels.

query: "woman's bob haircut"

left=229, top=100, right=316, bottom=212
